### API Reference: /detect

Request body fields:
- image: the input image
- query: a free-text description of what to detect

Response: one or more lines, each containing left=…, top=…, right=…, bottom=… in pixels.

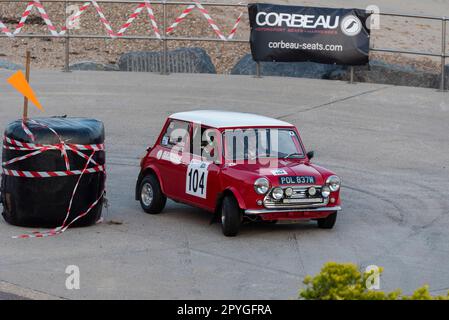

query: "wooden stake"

left=23, top=51, right=31, bottom=121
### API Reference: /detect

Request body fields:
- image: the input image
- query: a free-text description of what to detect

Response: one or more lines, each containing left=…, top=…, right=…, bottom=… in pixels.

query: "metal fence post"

left=161, top=0, right=168, bottom=75
left=348, top=66, right=355, bottom=84
left=63, top=0, right=71, bottom=72
left=254, top=61, right=262, bottom=78
left=439, top=17, right=447, bottom=91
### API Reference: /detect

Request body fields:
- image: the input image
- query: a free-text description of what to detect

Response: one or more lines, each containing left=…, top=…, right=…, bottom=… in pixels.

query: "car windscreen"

left=223, top=128, right=304, bottom=161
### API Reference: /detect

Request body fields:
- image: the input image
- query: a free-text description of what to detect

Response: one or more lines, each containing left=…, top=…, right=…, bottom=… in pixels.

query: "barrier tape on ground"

left=0, top=0, right=242, bottom=40
left=2, top=120, right=106, bottom=239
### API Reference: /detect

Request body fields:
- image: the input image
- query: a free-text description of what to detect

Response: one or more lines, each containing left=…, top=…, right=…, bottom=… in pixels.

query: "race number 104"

left=186, top=161, right=209, bottom=199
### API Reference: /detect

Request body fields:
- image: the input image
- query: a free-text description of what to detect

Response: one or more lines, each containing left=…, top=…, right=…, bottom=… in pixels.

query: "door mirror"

left=307, top=151, right=314, bottom=160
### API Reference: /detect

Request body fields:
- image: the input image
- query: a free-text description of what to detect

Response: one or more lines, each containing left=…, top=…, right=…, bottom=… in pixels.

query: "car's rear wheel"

left=221, top=195, right=242, bottom=237
left=139, top=174, right=166, bottom=214
left=317, top=211, right=337, bottom=229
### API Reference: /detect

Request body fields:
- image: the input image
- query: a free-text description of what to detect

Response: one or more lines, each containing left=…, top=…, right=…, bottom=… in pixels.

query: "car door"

left=157, top=119, right=191, bottom=198
left=182, top=124, right=222, bottom=211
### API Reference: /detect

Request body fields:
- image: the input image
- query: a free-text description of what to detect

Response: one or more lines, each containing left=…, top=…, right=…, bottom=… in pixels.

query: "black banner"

left=249, top=3, right=371, bottom=65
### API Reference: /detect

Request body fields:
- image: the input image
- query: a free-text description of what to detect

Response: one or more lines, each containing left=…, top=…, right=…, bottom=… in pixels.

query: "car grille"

left=264, top=186, right=328, bottom=209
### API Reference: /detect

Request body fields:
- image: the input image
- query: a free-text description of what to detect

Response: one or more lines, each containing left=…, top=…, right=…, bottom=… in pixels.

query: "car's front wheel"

left=221, top=195, right=242, bottom=237
left=139, top=174, right=166, bottom=214
left=317, top=211, right=337, bottom=229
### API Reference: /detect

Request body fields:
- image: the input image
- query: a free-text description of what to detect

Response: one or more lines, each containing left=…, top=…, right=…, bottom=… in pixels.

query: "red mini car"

left=136, top=110, right=341, bottom=236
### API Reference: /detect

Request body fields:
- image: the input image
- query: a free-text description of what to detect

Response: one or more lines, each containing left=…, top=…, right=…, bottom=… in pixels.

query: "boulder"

left=0, top=59, right=24, bottom=70
left=231, top=54, right=346, bottom=79
left=69, top=61, right=119, bottom=71
left=118, top=47, right=216, bottom=74
left=232, top=55, right=444, bottom=89
left=329, top=59, right=440, bottom=89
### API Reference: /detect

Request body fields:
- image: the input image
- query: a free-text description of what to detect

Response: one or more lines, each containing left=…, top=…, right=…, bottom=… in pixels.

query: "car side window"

left=160, top=120, right=190, bottom=151
left=191, top=125, right=220, bottom=162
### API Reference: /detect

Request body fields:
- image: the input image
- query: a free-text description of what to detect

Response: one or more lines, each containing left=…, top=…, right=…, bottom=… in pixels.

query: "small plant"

left=299, top=262, right=449, bottom=300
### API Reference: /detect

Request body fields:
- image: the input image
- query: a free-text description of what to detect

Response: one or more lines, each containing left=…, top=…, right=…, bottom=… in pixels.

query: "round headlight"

left=272, top=187, right=284, bottom=200
left=284, top=187, right=293, bottom=197
left=326, top=175, right=341, bottom=192
left=321, top=186, right=331, bottom=198
left=254, top=178, right=270, bottom=195
left=308, top=186, right=317, bottom=196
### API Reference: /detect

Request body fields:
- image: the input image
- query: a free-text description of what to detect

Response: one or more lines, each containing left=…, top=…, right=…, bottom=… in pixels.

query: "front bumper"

left=245, top=206, right=341, bottom=221
left=245, top=206, right=342, bottom=215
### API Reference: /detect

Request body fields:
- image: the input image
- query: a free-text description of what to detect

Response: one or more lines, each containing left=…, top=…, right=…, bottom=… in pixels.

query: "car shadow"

left=162, top=200, right=324, bottom=235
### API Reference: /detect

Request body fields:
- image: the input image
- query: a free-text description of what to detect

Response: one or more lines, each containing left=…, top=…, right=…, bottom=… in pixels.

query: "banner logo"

left=341, top=15, right=362, bottom=36
left=255, top=12, right=339, bottom=29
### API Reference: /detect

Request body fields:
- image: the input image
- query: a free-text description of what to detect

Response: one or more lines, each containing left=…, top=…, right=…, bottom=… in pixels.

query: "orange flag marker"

left=7, top=69, right=44, bottom=112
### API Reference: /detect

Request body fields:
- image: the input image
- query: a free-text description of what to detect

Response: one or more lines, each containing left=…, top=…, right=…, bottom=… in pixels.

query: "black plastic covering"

left=1, top=117, right=105, bottom=228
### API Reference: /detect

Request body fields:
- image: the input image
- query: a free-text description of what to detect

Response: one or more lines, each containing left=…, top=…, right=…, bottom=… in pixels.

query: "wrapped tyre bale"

left=1, top=117, right=105, bottom=228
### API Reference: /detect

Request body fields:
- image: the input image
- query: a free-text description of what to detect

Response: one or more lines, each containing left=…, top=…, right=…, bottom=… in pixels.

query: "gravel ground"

left=0, top=1, right=447, bottom=73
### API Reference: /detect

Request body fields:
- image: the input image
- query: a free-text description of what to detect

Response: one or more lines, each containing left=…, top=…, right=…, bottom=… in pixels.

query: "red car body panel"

left=137, top=113, right=341, bottom=221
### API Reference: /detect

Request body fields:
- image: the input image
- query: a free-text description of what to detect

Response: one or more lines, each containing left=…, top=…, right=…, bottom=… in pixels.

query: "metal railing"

left=371, top=12, right=448, bottom=91
left=0, top=1, right=447, bottom=91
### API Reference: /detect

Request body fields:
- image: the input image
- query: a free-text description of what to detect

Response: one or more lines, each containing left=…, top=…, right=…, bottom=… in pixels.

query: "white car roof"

left=169, top=110, right=294, bottom=129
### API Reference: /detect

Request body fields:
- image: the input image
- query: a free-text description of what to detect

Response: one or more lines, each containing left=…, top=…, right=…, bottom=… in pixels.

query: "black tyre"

left=1, top=190, right=18, bottom=226
left=139, top=174, right=166, bottom=214
left=317, top=212, right=337, bottom=229
left=1, top=190, right=103, bottom=228
left=221, top=195, right=242, bottom=237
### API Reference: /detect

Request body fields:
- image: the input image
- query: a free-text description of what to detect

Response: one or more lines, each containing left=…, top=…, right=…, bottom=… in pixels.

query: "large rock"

left=329, top=59, right=440, bottom=89
left=0, top=59, right=23, bottom=70
left=118, top=47, right=216, bottom=74
left=231, top=54, right=346, bottom=79
left=70, top=61, right=119, bottom=71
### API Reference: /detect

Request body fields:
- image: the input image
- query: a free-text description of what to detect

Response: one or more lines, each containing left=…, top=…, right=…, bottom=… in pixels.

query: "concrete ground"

left=0, top=70, right=448, bottom=299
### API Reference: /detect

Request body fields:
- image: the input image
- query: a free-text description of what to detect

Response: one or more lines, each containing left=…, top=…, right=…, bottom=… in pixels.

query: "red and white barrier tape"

left=21, top=120, right=35, bottom=142
left=0, top=19, right=13, bottom=37
left=12, top=1, right=33, bottom=36
left=0, top=0, right=242, bottom=40
left=166, top=4, right=195, bottom=34
left=3, top=165, right=104, bottom=178
left=227, top=12, right=243, bottom=40
left=116, top=1, right=161, bottom=38
left=194, top=1, right=226, bottom=41
left=90, top=0, right=115, bottom=37
left=3, top=136, right=104, bottom=151
left=2, top=120, right=106, bottom=239
left=59, top=1, right=90, bottom=35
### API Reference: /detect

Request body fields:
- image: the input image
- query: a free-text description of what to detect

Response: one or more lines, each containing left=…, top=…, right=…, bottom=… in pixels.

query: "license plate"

left=279, top=176, right=315, bottom=185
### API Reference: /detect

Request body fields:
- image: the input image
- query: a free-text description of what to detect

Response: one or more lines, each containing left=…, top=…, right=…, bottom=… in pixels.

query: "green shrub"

left=299, top=262, right=449, bottom=300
